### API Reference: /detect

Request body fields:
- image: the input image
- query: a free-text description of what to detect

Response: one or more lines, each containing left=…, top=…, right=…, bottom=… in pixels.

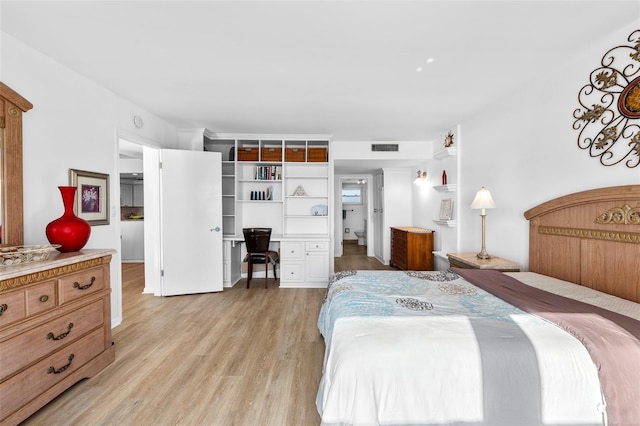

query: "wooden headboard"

left=524, top=185, right=640, bottom=303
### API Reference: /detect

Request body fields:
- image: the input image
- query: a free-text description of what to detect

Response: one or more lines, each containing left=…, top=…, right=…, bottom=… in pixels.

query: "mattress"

left=316, top=269, right=640, bottom=426
left=505, top=272, right=640, bottom=321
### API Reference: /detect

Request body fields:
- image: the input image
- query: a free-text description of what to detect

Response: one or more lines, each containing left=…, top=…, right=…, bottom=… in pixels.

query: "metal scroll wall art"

left=573, top=30, right=640, bottom=168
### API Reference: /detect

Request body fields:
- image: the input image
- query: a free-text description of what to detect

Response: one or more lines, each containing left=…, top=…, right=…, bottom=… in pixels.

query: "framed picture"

left=439, top=198, right=454, bottom=220
left=69, top=169, right=110, bottom=225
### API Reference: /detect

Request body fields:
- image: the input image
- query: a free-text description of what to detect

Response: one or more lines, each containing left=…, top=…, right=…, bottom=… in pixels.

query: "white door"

left=160, top=149, right=223, bottom=296
left=374, top=172, right=384, bottom=262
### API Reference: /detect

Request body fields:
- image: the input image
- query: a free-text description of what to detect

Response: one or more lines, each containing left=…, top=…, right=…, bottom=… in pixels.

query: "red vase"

left=46, top=186, right=91, bottom=252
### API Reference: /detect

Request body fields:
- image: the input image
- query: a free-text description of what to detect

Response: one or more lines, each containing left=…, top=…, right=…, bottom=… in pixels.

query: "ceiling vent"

left=371, top=143, right=399, bottom=152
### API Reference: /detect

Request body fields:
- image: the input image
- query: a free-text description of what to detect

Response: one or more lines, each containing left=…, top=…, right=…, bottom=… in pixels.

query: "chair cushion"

left=244, top=251, right=279, bottom=265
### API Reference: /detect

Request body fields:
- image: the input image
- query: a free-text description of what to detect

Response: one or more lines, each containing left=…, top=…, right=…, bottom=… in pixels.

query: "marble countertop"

left=0, top=248, right=116, bottom=281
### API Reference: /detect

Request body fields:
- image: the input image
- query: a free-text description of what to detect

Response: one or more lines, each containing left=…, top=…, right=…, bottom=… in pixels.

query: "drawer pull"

left=40, top=295, right=49, bottom=303
left=47, top=354, right=74, bottom=375
left=0, top=303, right=7, bottom=316
left=47, top=323, right=74, bottom=341
left=73, top=276, right=96, bottom=290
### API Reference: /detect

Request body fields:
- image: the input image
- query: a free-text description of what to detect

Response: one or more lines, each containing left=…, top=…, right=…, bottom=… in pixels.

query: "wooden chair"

left=242, top=227, right=279, bottom=288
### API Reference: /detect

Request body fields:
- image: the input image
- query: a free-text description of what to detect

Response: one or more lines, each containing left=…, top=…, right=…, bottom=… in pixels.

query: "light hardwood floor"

left=335, top=241, right=395, bottom=272
left=22, top=243, right=392, bottom=426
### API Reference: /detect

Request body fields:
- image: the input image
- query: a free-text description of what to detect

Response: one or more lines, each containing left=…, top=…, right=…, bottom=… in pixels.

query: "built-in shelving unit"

left=204, top=135, right=331, bottom=288
left=433, top=145, right=457, bottom=229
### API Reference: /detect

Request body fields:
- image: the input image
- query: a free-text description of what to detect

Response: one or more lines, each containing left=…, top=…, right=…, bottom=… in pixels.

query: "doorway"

left=335, top=176, right=370, bottom=257
left=119, top=139, right=145, bottom=263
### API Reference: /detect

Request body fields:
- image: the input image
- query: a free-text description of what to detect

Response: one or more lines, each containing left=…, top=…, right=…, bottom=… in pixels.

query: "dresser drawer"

left=392, top=232, right=407, bottom=247
left=25, top=280, right=56, bottom=316
left=0, top=328, right=105, bottom=421
left=59, top=268, right=105, bottom=304
left=0, top=298, right=105, bottom=380
left=0, top=290, right=25, bottom=328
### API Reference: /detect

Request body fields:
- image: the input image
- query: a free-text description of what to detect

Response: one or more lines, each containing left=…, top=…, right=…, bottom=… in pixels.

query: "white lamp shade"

left=470, top=186, right=496, bottom=209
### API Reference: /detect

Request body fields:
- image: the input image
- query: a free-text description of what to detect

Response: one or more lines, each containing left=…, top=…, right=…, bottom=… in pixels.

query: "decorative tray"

left=0, top=245, right=61, bottom=266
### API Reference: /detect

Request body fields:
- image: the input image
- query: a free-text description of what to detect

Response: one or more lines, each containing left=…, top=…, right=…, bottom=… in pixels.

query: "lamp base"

left=476, top=249, right=491, bottom=260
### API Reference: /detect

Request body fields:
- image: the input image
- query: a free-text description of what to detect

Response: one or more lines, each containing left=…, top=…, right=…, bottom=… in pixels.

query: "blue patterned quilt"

left=318, top=269, right=533, bottom=343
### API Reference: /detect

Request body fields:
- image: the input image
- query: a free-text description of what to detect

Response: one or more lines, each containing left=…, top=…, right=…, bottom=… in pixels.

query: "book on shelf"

left=254, top=165, right=281, bottom=180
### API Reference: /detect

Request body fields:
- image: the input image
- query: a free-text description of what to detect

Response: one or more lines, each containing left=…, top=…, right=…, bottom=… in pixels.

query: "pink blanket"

left=453, top=268, right=640, bottom=426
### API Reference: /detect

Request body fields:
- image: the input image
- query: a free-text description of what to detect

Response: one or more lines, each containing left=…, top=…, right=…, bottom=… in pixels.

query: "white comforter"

left=316, top=271, right=606, bottom=426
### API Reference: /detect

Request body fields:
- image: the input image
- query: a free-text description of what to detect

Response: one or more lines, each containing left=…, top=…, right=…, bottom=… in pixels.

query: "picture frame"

left=439, top=198, right=454, bottom=220
left=69, top=169, right=110, bottom=225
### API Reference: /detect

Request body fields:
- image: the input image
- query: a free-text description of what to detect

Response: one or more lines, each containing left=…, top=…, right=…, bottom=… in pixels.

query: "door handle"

left=211, top=227, right=221, bottom=232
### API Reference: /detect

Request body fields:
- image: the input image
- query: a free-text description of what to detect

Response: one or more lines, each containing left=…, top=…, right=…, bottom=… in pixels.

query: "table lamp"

left=470, top=186, right=496, bottom=259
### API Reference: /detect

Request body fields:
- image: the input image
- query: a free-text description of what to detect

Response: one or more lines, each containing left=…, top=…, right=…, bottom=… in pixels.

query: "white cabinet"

left=305, top=241, right=330, bottom=282
left=280, top=241, right=305, bottom=283
left=120, top=183, right=133, bottom=206
left=120, top=182, right=144, bottom=206
left=121, top=220, right=144, bottom=261
left=222, top=239, right=242, bottom=288
left=133, top=184, right=144, bottom=206
left=280, top=239, right=329, bottom=288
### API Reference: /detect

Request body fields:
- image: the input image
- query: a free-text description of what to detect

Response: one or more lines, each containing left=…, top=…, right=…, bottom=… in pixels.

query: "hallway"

left=334, top=240, right=396, bottom=272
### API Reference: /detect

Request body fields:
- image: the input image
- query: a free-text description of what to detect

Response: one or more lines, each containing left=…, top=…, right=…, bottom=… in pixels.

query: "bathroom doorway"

left=336, top=176, right=370, bottom=257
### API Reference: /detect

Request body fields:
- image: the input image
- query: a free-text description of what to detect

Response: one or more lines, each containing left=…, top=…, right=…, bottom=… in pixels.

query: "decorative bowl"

left=0, top=244, right=61, bottom=266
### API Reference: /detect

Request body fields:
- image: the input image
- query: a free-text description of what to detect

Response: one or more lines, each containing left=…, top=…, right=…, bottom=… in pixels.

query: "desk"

left=223, top=235, right=330, bottom=288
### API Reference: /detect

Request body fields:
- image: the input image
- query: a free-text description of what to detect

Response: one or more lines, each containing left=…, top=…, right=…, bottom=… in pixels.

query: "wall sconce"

left=414, top=170, right=427, bottom=185
left=469, top=186, right=496, bottom=259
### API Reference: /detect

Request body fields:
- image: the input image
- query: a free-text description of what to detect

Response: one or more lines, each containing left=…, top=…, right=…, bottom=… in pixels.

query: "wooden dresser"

left=390, top=227, right=434, bottom=271
left=0, top=249, right=116, bottom=425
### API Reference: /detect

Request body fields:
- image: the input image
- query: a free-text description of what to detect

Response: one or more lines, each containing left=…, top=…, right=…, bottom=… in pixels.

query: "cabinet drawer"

left=25, top=280, right=56, bottom=316
left=305, top=241, right=328, bottom=251
left=0, top=328, right=105, bottom=421
left=280, top=263, right=303, bottom=282
left=0, top=299, right=105, bottom=379
left=280, top=242, right=304, bottom=260
left=0, top=290, right=25, bottom=328
left=59, top=268, right=105, bottom=304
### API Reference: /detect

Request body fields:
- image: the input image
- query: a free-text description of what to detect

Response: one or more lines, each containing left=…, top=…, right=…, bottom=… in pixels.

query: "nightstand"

left=447, top=252, right=521, bottom=272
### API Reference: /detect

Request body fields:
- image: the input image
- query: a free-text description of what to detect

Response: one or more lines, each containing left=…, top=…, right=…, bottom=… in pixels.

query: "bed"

left=316, top=185, right=640, bottom=426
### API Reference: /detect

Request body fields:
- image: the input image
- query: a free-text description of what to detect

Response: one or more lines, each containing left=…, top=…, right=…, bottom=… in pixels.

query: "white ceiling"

left=3, top=1, right=638, bottom=142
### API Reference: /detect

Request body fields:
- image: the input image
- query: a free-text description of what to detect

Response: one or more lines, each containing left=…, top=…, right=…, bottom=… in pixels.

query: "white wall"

left=442, top=24, right=640, bottom=270
left=381, top=168, right=413, bottom=264
left=2, top=33, right=180, bottom=327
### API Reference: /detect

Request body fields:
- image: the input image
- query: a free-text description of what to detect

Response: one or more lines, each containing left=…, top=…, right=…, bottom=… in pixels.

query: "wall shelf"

left=433, top=147, right=457, bottom=160
left=433, top=184, right=457, bottom=192
left=433, top=219, right=456, bottom=227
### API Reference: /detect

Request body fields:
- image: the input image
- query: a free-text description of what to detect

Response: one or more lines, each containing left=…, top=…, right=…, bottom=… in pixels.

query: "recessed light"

left=416, top=66, right=423, bottom=72
left=426, top=57, right=435, bottom=64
